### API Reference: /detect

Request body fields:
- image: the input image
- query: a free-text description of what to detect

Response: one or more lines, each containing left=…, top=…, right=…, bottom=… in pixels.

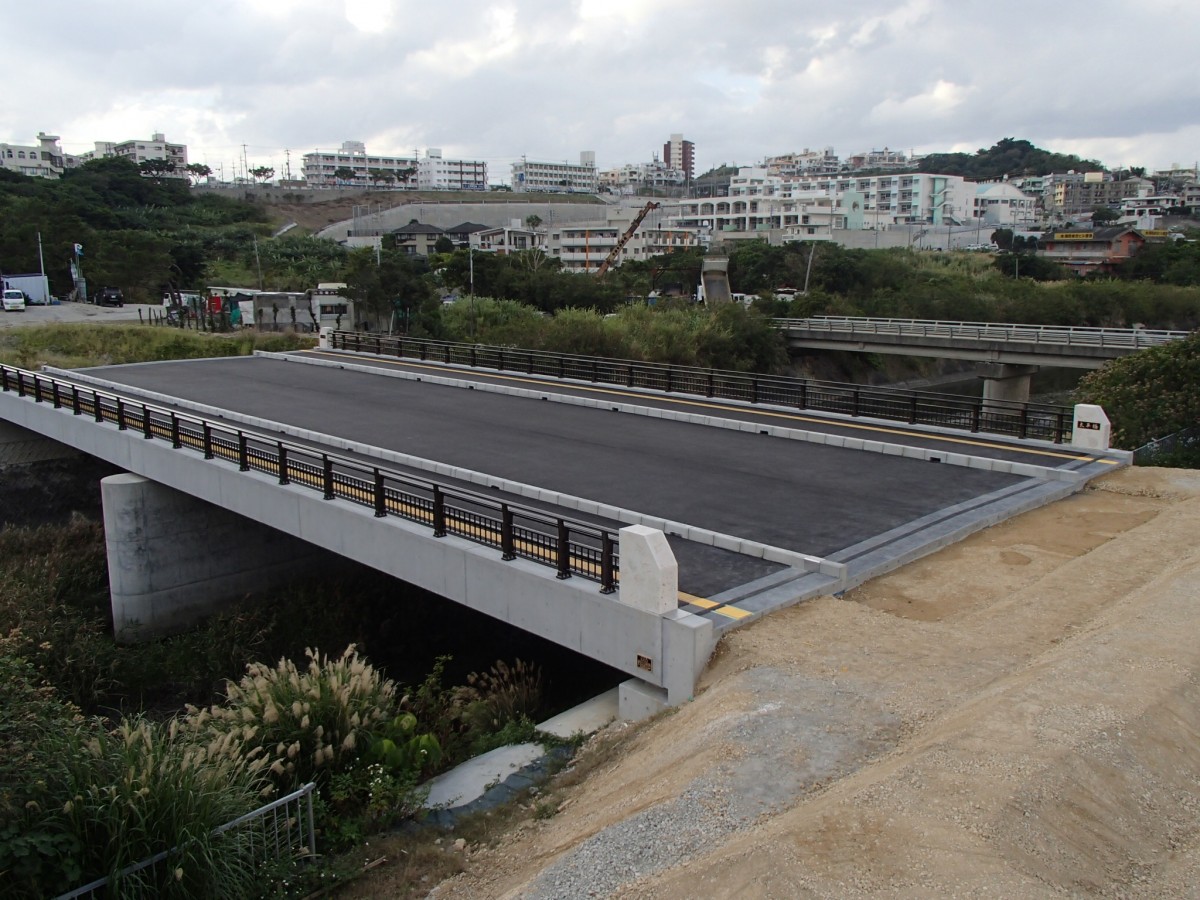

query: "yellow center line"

left=302, top=349, right=1110, bottom=465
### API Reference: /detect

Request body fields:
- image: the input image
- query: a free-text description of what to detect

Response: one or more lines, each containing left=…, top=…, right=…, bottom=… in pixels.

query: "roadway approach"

left=46, top=346, right=1126, bottom=637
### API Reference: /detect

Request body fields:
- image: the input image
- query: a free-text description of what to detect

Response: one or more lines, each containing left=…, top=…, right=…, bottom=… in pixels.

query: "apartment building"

left=77, top=132, right=188, bottom=173
left=972, top=182, right=1038, bottom=226
left=545, top=206, right=707, bottom=272
left=302, top=141, right=418, bottom=187
left=417, top=148, right=487, bottom=191
left=844, top=147, right=912, bottom=171
left=1044, top=172, right=1151, bottom=217
left=764, top=147, right=840, bottom=177
left=512, top=152, right=598, bottom=193
left=670, top=189, right=865, bottom=239
left=711, top=167, right=972, bottom=226
left=0, top=132, right=66, bottom=178
left=597, top=159, right=686, bottom=194
left=663, top=134, right=694, bottom=185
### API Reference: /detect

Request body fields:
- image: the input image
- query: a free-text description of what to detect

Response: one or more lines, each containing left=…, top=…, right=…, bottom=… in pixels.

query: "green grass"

left=0, top=324, right=315, bottom=370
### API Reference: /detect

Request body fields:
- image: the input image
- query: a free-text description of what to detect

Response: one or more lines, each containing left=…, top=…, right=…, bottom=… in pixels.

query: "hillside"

left=364, top=466, right=1200, bottom=898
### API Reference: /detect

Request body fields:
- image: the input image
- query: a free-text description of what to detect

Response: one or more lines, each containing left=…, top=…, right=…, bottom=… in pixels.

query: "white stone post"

left=617, top=525, right=678, bottom=614
left=1071, top=403, right=1112, bottom=451
left=318, top=326, right=333, bottom=350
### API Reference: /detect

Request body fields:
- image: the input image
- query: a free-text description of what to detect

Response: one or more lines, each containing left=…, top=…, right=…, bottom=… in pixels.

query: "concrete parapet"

left=1071, top=403, right=1112, bottom=451
left=618, top=525, right=678, bottom=615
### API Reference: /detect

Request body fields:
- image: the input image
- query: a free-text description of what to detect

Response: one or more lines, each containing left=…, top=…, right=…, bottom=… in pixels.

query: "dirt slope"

left=417, top=467, right=1200, bottom=898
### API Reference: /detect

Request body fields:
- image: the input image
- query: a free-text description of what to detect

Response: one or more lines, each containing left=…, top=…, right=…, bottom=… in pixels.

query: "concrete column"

left=101, top=473, right=329, bottom=641
left=978, top=363, right=1038, bottom=405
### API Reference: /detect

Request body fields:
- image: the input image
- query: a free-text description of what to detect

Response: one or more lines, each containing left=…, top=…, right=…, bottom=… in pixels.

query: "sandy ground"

left=405, top=466, right=1200, bottom=898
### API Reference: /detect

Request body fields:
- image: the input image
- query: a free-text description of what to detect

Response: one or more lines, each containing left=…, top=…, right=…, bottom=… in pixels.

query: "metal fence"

left=1133, top=424, right=1200, bottom=466
left=0, top=365, right=617, bottom=591
left=330, top=332, right=1075, bottom=443
left=55, top=783, right=317, bottom=899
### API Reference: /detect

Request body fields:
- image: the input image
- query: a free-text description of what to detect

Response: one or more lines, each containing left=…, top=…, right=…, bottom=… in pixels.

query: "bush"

left=191, top=646, right=398, bottom=793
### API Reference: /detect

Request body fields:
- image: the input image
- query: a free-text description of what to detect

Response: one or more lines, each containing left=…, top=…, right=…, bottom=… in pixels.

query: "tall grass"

left=0, top=323, right=315, bottom=370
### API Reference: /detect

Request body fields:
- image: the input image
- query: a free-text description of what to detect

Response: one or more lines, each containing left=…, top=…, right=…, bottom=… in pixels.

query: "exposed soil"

left=366, top=466, right=1200, bottom=898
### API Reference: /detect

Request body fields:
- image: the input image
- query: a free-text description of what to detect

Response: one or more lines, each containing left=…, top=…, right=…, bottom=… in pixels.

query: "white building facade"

left=546, top=207, right=707, bottom=272
left=78, top=132, right=188, bottom=173
left=512, top=152, right=598, bottom=193
left=972, top=182, right=1038, bottom=226
left=416, top=148, right=487, bottom=191
left=0, top=132, right=66, bottom=178
left=302, top=142, right=418, bottom=187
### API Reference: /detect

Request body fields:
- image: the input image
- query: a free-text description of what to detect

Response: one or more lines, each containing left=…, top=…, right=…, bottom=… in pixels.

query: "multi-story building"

left=1046, top=173, right=1150, bottom=217
left=77, top=132, right=188, bottom=173
left=545, top=206, right=707, bottom=272
left=597, top=159, right=686, bottom=195
left=302, top=141, right=418, bottom=187
left=670, top=190, right=865, bottom=239
left=512, top=152, right=598, bottom=193
left=416, top=149, right=487, bottom=191
left=844, top=147, right=911, bottom=172
left=0, top=132, right=66, bottom=178
left=764, top=148, right=840, bottom=177
left=663, top=134, right=694, bottom=186
left=972, top=182, right=1038, bottom=226
left=715, top=167, right=972, bottom=226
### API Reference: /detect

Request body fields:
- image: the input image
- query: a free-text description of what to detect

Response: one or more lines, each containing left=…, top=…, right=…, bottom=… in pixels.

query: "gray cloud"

left=4, top=0, right=1198, bottom=178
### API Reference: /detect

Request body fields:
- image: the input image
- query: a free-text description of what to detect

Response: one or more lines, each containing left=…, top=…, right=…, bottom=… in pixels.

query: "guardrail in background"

left=330, top=332, right=1074, bottom=443
left=56, top=782, right=317, bottom=899
left=773, top=316, right=1190, bottom=349
left=0, top=365, right=617, bottom=593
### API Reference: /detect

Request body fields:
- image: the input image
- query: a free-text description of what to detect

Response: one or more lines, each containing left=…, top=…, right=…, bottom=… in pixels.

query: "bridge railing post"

left=16, top=371, right=26, bottom=398
left=0, top=367, right=9, bottom=393
left=432, top=486, right=446, bottom=536
left=72, top=385, right=81, bottom=416
left=600, top=532, right=616, bottom=594
left=501, top=504, right=515, bottom=559
left=94, top=391, right=104, bottom=423
left=322, top=455, right=334, bottom=499
left=278, top=444, right=290, bottom=484
left=116, top=397, right=126, bottom=430
left=142, top=406, right=153, bottom=439
left=238, top=432, right=249, bottom=470
left=51, top=381, right=61, bottom=409
left=555, top=520, right=571, bottom=579
left=171, top=414, right=181, bottom=448
left=373, top=468, right=385, bottom=517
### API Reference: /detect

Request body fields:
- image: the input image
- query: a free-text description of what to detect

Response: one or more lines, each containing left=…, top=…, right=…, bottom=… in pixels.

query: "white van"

left=2, top=289, right=26, bottom=312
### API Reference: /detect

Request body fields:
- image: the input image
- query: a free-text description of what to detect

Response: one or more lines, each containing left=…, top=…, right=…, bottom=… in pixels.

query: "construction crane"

left=594, top=201, right=660, bottom=277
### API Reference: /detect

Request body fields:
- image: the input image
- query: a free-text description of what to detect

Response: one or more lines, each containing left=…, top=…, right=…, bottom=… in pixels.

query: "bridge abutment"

left=978, top=363, right=1039, bottom=405
left=101, top=473, right=327, bottom=642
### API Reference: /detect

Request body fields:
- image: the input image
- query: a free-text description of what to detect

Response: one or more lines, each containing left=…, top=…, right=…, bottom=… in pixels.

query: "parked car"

left=95, top=287, right=124, bottom=307
left=2, top=289, right=26, bottom=312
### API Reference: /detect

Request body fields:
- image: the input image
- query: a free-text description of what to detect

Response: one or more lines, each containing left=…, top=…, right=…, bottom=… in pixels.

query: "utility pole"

left=284, top=148, right=292, bottom=182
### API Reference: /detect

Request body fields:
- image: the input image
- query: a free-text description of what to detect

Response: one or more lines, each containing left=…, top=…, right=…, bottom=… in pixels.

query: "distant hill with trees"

left=914, top=137, right=1104, bottom=179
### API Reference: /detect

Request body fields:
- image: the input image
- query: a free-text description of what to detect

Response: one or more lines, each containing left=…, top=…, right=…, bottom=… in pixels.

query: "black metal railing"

left=329, top=332, right=1074, bottom=443
left=0, top=365, right=617, bottom=592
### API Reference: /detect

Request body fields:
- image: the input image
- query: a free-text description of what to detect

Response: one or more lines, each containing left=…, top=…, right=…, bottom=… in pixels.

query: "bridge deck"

left=72, top=353, right=1121, bottom=628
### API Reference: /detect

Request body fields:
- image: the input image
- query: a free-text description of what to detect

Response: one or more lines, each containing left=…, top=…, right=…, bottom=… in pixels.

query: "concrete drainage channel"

left=420, top=689, right=619, bottom=828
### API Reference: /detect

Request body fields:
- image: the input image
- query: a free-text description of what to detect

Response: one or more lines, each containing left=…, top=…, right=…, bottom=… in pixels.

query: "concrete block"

left=1071, top=403, right=1112, bottom=451
left=618, top=525, right=678, bottom=615
left=661, top=610, right=714, bottom=705
left=618, top=678, right=669, bottom=721
left=537, top=688, right=618, bottom=739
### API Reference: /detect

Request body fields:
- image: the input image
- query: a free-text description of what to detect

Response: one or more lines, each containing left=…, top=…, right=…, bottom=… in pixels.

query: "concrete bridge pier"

left=978, top=363, right=1039, bottom=406
left=101, top=473, right=328, bottom=642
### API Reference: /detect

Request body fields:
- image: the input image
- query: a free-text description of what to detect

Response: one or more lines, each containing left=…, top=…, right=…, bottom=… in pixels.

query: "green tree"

left=1092, top=206, right=1120, bottom=224
left=334, top=166, right=357, bottom=184
left=137, top=158, right=176, bottom=179
left=525, top=214, right=542, bottom=230
left=184, top=162, right=212, bottom=186
left=249, top=166, right=275, bottom=184
left=1075, top=332, right=1200, bottom=451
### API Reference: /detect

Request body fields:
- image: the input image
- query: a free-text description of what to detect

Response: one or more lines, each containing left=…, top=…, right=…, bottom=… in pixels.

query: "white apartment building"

left=512, top=152, right=598, bottom=193
left=713, top=167, right=972, bottom=226
left=972, top=182, right=1038, bottom=226
left=670, top=190, right=866, bottom=239
left=77, top=132, right=188, bottom=173
left=0, top=132, right=66, bottom=178
left=844, top=147, right=912, bottom=171
left=302, top=141, right=418, bottom=187
left=417, top=148, right=487, bottom=191
left=597, top=159, right=686, bottom=194
left=546, top=207, right=707, bottom=272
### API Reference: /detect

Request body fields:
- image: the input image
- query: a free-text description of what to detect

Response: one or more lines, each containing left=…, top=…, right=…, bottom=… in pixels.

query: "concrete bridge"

left=775, top=316, right=1191, bottom=403
left=0, top=342, right=1127, bottom=719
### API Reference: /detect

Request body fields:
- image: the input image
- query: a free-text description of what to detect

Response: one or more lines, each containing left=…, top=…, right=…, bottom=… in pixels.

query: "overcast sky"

left=5, top=0, right=1199, bottom=182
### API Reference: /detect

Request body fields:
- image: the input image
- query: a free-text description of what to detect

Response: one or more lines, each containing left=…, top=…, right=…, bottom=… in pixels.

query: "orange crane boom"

left=594, top=202, right=660, bottom=277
